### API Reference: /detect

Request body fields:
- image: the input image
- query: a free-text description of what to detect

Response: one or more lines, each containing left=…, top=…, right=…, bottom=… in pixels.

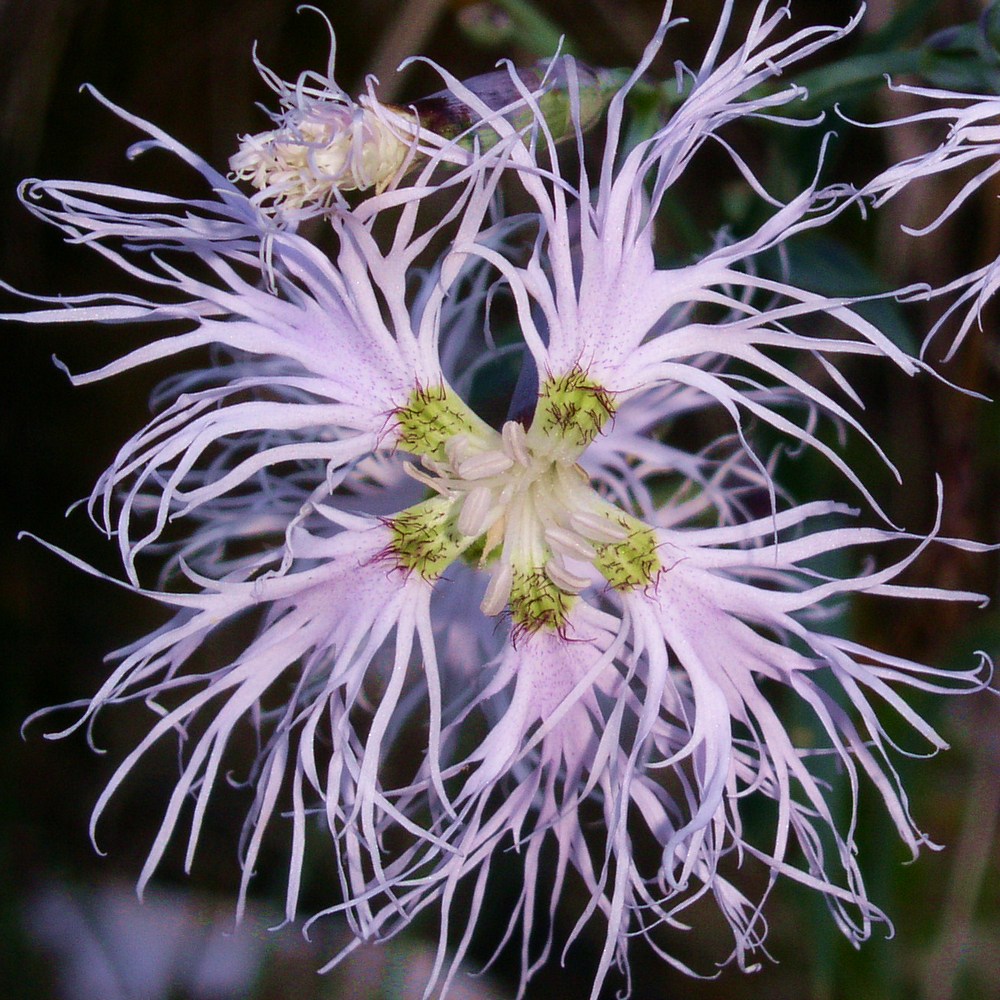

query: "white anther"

left=445, top=434, right=472, bottom=467
left=568, top=510, right=629, bottom=543
left=403, top=460, right=452, bottom=496
left=480, top=562, right=514, bottom=616
left=420, top=453, right=448, bottom=477
left=501, top=420, right=532, bottom=467
left=544, top=558, right=590, bottom=594
left=458, top=485, right=497, bottom=537
left=544, top=525, right=596, bottom=561
left=456, top=451, right=514, bottom=481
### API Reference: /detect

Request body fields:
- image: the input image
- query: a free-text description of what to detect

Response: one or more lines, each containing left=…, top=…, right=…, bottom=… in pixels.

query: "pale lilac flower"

left=6, top=3, right=993, bottom=997
left=857, top=83, right=1000, bottom=358
left=443, top=2, right=921, bottom=518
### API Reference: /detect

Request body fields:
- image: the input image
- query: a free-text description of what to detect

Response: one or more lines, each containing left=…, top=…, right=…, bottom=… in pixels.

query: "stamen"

left=420, top=453, right=445, bottom=474
left=395, top=370, right=647, bottom=623
left=458, top=485, right=497, bottom=537
left=568, top=509, right=629, bottom=543
left=502, top=420, right=532, bottom=467
left=544, top=558, right=591, bottom=594
left=480, top=516, right=506, bottom=565
left=445, top=434, right=472, bottom=467
left=480, top=562, right=514, bottom=616
left=456, top=451, right=515, bottom=481
left=403, top=460, right=453, bottom=496
left=544, top=525, right=597, bottom=561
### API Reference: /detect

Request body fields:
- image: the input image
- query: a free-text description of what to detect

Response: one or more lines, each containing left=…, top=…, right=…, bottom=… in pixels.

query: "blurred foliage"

left=1, top=1, right=998, bottom=999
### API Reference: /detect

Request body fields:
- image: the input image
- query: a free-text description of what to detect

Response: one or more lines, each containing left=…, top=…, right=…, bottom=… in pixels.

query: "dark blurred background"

left=2, top=1, right=998, bottom=998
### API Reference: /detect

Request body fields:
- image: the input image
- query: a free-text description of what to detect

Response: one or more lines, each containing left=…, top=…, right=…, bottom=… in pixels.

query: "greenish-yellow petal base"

left=533, top=368, right=617, bottom=452
left=509, top=568, right=576, bottom=636
left=394, top=383, right=491, bottom=461
left=388, top=496, right=469, bottom=578
left=594, top=517, right=661, bottom=590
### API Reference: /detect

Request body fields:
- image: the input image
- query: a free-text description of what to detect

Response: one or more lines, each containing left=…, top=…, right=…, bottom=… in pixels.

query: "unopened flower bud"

left=411, top=58, right=626, bottom=151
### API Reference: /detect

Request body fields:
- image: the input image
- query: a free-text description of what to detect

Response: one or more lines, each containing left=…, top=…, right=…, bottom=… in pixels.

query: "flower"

left=6, top=2, right=993, bottom=997
left=228, top=6, right=623, bottom=223
left=857, top=82, right=1000, bottom=358
left=228, top=9, right=419, bottom=213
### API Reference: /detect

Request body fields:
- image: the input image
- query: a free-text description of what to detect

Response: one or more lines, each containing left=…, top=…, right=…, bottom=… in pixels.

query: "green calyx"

left=409, top=60, right=628, bottom=154
left=534, top=367, right=617, bottom=452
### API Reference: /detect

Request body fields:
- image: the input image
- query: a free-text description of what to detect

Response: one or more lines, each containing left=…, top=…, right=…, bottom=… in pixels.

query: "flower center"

left=409, top=419, right=633, bottom=626
left=389, top=380, right=661, bottom=635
